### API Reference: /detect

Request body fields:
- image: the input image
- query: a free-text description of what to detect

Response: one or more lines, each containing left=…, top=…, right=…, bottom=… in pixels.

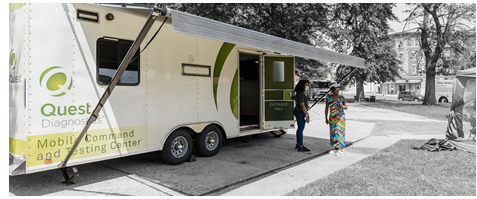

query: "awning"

left=408, top=80, right=421, bottom=83
left=170, top=9, right=365, bottom=68
left=456, top=67, right=476, bottom=78
left=90, top=4, right=365, bottom=68
left=396, top=80, right=406, bottom=83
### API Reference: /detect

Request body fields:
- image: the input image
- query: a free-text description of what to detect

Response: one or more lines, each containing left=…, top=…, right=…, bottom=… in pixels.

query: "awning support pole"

left=59, top=9, right=160, bottom=169
left=308, top=67, right=359, bottom=111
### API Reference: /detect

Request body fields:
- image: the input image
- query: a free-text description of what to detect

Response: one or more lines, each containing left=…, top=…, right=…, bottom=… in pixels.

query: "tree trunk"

left=423, top=67, right=437, bottom=105
left=420, top=5, right=442, bottom=105
left=355, top=75, right=365, bottom=102
left=420, top=7, right=437, bottom=105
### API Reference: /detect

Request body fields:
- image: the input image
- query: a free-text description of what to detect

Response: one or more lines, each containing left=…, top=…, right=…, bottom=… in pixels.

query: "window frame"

left=96, top=37, right=140, bottom=86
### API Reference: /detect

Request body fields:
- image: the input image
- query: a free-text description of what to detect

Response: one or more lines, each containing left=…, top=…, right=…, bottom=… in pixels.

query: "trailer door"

left=262, top=55, right=295, bottom=130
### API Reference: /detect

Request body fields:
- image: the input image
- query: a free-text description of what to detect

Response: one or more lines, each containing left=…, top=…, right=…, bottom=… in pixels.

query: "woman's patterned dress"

left=327, top=95, right=346, bottom=149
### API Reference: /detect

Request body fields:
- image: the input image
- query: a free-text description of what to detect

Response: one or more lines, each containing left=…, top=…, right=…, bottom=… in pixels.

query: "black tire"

left=414, top=98, right=419, bottom=102
left=195, top=125, right=223, bottom=157
left=399, top=97, right=404, bottom=101
left=160, top=129, right=193, bottom=165
left=440, top=97, right=448, bottom=103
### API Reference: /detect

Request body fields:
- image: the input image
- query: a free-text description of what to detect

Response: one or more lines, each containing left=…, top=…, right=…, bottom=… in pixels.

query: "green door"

left=262, top=55, right=295, bottom=130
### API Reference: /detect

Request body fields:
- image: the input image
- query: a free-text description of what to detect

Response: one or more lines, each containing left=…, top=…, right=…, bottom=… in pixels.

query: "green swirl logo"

left=10, top=49, right=16, bottom=70
left=39, top=66, right=73, bottom=97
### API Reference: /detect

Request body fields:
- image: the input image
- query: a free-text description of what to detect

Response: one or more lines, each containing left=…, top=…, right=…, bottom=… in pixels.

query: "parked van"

left=9, top=3, right=364, bottom=181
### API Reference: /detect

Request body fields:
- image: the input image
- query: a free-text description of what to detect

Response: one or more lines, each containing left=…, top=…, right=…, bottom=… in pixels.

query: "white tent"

left=446, top=67, right=476, bottom=153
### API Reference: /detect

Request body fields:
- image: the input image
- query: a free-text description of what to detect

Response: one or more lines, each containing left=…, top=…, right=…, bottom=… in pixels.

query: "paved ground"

left=219, top=103, right=443, bottom=196
left=9, top=101, right=447, bottom=196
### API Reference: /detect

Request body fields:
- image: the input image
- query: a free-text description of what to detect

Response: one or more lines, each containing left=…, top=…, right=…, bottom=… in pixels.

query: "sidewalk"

left=220, top=104, right=444, bottom=196
left=220, top=136, right=400, bottom=196
left=220, top=134, right=443, bottom=196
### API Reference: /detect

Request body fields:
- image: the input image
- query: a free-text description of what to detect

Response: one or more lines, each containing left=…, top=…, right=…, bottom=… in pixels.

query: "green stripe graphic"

left=213, top=42, right=235, bottom=110
left=230, top=69, right=239, bottom=119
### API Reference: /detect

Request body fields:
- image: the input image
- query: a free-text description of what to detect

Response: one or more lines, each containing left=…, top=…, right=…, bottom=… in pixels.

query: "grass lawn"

left=287, top=139, right=476, bottom=196
left=354, top=100, right=451, bottom=121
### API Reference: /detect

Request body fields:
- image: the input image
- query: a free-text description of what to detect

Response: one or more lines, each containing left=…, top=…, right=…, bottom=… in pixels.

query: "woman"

left=325, top=83, right=347, bottom=156
left=293, top=79, right=311, bottom=152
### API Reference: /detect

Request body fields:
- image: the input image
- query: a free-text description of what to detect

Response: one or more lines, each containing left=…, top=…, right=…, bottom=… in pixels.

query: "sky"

left=388, top=3, right=418, bottom=33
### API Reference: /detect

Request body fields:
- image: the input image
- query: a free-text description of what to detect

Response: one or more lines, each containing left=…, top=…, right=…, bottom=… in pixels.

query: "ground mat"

left=96, top=132, right=334, bottom=196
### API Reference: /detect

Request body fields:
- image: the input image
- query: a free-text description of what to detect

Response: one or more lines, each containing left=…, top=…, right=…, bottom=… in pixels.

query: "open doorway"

left=239, top=53, right=260, bottom=128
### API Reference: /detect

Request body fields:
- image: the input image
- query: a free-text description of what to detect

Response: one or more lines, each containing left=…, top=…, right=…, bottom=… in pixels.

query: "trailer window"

left=96, top=38, right=140, bottom=85
left=273, top=61, right=285, bottom=82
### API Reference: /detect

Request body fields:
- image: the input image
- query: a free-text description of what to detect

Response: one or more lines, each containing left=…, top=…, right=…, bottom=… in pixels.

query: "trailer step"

left=269, top=130, right=287, bottom=138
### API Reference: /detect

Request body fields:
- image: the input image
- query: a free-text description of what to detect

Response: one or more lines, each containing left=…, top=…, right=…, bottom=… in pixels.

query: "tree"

left=404, top=3, right=476, bottom=105
left=325, top=3, right=401, bottom=101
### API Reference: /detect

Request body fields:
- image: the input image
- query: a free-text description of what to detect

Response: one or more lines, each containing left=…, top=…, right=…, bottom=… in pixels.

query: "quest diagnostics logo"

left=40, top=66, right=73, bottom=97
left=10, top=49, right=16, bottom=70
left=10, top=49, right=21, bottom=84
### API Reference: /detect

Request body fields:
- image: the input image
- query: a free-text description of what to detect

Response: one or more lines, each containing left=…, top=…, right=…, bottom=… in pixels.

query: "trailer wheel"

left=195, top=125, right=223, bottom=157
left=160, top=129, right=193, bottom=165
left=439, top=97, right=448, bottom=103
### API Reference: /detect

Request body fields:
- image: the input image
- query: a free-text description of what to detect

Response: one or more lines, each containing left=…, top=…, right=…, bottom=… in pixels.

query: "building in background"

left=381, top=31, right=424, bottom=95
left=344, top=29, right=473, bottom=99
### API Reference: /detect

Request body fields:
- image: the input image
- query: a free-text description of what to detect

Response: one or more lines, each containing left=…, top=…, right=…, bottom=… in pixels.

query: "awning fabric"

left=90, top=5, right=365, bottom=68
left=169, top=9, right=365, bottom=68
left=408, top=80, right=421, bottom=83
left=456, top=67, right=476, bottom=78
left=396, top=80, right=406, bottom=83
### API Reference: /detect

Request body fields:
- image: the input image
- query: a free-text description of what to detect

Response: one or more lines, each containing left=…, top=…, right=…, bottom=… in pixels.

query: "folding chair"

left=469, top=128, right=476, bottom=141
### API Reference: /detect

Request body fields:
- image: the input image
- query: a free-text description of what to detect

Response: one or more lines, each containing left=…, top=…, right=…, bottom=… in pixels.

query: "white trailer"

left=9, top=3, right=364, bottom=182
left=435, top=75, right=455, bottom=103
left=419, top=75, right=455, bottom=103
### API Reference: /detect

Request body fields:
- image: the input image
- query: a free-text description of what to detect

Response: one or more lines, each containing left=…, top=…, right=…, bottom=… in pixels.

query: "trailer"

left=435, top=75, right=455, bottom=103
left=9, top=3, right=364, bottom=182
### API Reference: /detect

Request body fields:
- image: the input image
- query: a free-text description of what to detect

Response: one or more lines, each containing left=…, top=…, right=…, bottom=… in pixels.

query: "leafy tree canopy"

left=325, top=3, right=401, bottom=100
left=403, top=3, right=475, bottom=104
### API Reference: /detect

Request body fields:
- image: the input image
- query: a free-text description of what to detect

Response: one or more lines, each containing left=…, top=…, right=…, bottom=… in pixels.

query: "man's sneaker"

left=298, top=146, right=310, bottom=152
left=329, top=150, right=336, bottom=155
left=295, top=144, right=299, bottom=150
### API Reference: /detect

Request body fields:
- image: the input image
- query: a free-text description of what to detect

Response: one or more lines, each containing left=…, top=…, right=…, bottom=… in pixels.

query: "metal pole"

left=59, top=9, right=160, bottom=168
left=308, top=67, right=358, bottom=111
